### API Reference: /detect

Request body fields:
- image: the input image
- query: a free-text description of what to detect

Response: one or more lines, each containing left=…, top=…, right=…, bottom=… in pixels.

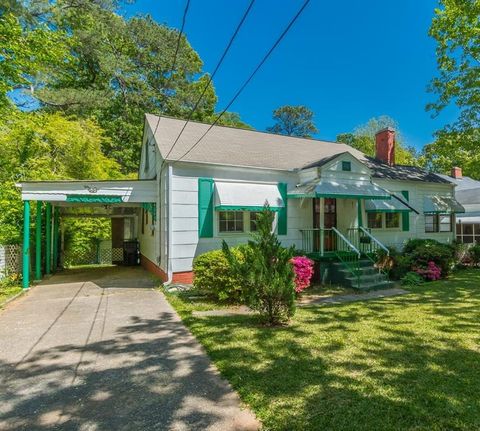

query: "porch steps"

left=332, top=259, right=395, bottom=291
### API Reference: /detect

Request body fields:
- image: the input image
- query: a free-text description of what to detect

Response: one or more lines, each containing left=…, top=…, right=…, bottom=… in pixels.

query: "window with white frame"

left=425, top=214, right=452, bottom=233
left=218, top=211, right=244, bottom=233
left=367, top=212, right=401, bottom=229
left=456, top=223, right=480, bottom=243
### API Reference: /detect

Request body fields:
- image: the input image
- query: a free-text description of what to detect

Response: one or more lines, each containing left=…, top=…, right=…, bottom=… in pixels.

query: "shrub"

left=469, top=244, right=480, bottom=265
left=401, top=271, right=425, bottom=286
left=389, top=254, right=413, bottom=280
left=223, top=206, right=296, bottom=325
left=291, top=256, right=314, bottom=293
left=403, top=238, right=455, bottom=277
left=193, top=246, right=246, bottom=302
left=414, top=261, right=442, bottom=281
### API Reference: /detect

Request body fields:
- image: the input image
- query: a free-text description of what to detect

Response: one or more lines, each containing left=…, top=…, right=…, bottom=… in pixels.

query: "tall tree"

left=267, top=105, right=318, bottom=138
left=336, top=116, right=419, bottom=165
left=427, top=0, right=480, bottom=132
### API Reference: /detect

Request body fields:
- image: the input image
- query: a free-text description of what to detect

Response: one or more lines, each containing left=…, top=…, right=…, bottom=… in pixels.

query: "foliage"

left=427, top=0, right=480, bottom=132
left=401, top=271, right=425, bottom=286
left=403, top=238, right=456, bottom=276
left=7, top=0, right=248, bottom=173
left=291, top=256, right=314, bottom=293
left=336, top=115, right=419, bottom=165
left=266, top=105, right=318, bottom=138
left=0, top=12, right=68, bottom=108
left=193, top=246, right=246, bottom=302
left=0, top=273, right=22, bottom=305
left=223, top=207, right=296, bottom=325
left=469, top=243, right=480, bottom=265
left=168, top=269, right=480, bottom=430
left=414, top=261, right=442, bottom=281
left=389, top=254, right=414, bottom=280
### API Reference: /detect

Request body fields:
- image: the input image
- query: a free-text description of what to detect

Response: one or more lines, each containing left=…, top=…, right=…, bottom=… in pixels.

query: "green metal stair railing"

left=332, top=227, right=361, bottom=288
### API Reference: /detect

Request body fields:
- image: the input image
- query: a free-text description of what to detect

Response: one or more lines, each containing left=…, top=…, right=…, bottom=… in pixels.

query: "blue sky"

left=123, top=0, right=457, bottom=150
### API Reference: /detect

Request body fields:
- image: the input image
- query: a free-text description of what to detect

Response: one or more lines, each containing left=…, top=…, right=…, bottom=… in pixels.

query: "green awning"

left=66, top=195, right=123, bottom=203
left=365, top=194, right=412, bottom=212
left=288, top=180, right=390, bottom=200
left=424, top=196, right=465, bottom=214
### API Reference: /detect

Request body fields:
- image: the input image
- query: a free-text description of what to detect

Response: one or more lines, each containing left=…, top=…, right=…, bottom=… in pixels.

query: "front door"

left=313, top=198, right=337, bottom=252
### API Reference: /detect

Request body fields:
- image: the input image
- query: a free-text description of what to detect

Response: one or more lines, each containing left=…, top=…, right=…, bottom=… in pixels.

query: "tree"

left=427, top=0, right=480, bottom=132
left=336, top=116, right=419, bottom=165
left=267, top=105, right=318, bottom=138
left=0, top=110, right=120, bottom=244
left=223, top=206, right=296, bottom=325
left=7, top=0, right=249, bottom=173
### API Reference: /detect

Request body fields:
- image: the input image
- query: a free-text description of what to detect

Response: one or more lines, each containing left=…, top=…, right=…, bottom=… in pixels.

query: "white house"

left=17, top=114, right=464, bottom=289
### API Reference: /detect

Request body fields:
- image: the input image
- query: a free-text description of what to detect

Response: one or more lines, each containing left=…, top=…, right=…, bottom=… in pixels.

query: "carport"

left=16, top=179, right=157, bottom=288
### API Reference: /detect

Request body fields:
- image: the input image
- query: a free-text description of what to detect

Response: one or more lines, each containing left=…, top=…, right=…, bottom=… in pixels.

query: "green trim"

left=357, top=199, right=363, bottom=227
left=215, top=205, right=282, bottom=212
left=142, top=202, right=156, bottom=222
left=198, top=178, right=214, bottom=238
left=277, top=183, right=288, bottom=235
left=342, top=161, right=352, bottom=172
left=35, top=201, right=42, bottom=280
left=22, top=200, right=30, bottom=289
left=288, top=193, right=390, bottom=200
left=53, top=207, right=59, bottom=272
left=365, top=209, right=410, bottom=213
left=45, top=203, right=51, bottom=275
left=401, top=190, right=410, bottom=231
left=66, top=195, right=123, bottom=203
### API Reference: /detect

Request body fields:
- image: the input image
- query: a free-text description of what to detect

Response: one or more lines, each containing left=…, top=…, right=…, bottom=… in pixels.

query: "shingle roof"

left=146, top=114, right=366, bottom=171
left=437, top=174, right=480, bottom=190
left=146, top=114, right=451, bottom=184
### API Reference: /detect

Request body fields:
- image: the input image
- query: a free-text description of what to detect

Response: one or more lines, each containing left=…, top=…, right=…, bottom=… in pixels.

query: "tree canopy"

left=267, top=105, right=318, bottom=138
left=337, top=116, right=419, bottom=166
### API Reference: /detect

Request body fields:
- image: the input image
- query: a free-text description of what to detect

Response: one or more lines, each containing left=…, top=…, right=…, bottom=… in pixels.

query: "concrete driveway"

left=0, top=267, right=258, bottom=431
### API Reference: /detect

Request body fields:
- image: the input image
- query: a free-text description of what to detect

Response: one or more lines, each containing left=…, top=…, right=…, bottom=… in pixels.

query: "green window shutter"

left=277, top=183, right=288, bottom=235
left=401, top=190, right=410, bottom=231
left=198, top=178, right=214, bottom=238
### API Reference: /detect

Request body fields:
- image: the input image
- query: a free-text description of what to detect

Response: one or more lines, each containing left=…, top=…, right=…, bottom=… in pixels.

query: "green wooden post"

left=45, top=203, right=52, bottom=275
left=53, top=207, right=59, bottom=272
left=35, top=201, right=42, bottom=280
left=357, top=199, right=363, bottom=227
left=22, top=200, right=31, bottom=289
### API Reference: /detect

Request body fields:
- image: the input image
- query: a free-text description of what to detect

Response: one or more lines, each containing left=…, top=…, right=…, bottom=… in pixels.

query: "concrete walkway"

left=0, top=267, right=258, bottom=431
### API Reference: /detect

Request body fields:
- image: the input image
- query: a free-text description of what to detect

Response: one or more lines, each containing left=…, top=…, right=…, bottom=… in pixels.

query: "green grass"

left=0, top=282, right=22, bottom=306
left=165, top=269, right=480, bottom=431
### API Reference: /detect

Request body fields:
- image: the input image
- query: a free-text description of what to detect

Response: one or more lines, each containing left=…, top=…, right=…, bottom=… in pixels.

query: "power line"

left=170, top=0, right=311, bottom=165
left=148, top=0, right=191, bottom=146
left=163, top=0, right=256, bottom=161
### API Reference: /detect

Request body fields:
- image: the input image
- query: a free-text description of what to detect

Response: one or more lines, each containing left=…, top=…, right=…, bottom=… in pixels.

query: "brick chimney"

left=375, top=127, right=396, bottom=166
left=451, top=166, right=462, bottom=179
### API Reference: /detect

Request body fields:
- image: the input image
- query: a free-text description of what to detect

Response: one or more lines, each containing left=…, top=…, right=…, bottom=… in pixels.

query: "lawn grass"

left=165, top=269, right=480, bottom=431
left=0, top=283, right=22, bottom=307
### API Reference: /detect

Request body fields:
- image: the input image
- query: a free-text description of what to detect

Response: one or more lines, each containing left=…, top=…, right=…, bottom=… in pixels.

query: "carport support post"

left=45, top=203, right=52, bottom=275
left=22, top=200, right=30, bottom=289
left=53, top=207, right=59, bottom=272
left=35, top=201, right=42, bottom=281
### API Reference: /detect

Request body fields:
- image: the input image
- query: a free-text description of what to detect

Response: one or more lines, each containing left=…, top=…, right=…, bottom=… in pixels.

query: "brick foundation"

left=140, top=254, right=194, bottom=284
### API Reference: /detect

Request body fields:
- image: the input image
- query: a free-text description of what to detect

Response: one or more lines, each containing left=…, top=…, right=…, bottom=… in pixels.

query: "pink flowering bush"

left=414, top=261, right=442, bottom=281
left=291, top=256, right=314, bottom=293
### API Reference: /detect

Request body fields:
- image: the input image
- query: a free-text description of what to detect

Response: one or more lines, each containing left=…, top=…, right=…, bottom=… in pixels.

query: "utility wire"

left=163, top=0, right=256, bottom=161
left=148, top=0, right=191, bottom=146
left=170, top=0, right=310, bottom=165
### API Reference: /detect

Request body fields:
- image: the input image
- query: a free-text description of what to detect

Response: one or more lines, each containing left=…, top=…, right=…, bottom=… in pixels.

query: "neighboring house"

left=16, top=115, right=464, bottom=290
left=438, top=168, right=480, bottom=244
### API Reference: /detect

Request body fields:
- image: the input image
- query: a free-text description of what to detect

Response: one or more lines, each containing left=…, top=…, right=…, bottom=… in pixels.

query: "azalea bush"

left=414, top=261, right=442, bottom=281
left=291, top=256, right=314, bottom=293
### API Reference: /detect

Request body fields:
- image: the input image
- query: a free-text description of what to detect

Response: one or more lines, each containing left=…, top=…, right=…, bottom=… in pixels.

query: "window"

left=425, top=215, right=438, bottom=233
left=456, top=222, right=480, bottom=243
left=250, top=212, right=260, bottom=231
left=386, top=213, right=400, bottom=229
left=425, top=214, right=452, bottom=233
left=367, top=212, right=382, bottom=229
left=342, top=161, right=351, bottom=172
left=219, top=211, right=244, bottom=233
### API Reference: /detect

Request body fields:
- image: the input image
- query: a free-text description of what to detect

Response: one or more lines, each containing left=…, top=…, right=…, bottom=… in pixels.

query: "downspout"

left=163, top=163, right=174, bottom=286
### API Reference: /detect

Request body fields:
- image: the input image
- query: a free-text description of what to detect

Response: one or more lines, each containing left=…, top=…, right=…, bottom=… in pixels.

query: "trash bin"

left=123, top=240, right=140, bottom=266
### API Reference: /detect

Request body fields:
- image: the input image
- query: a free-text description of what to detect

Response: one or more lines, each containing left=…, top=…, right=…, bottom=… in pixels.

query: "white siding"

left=169, top=163, right=311, bottom=273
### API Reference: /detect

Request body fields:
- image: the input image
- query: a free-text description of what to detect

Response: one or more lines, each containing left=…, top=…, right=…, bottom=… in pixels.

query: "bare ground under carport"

left=0, top=266, right=258, bottom=431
